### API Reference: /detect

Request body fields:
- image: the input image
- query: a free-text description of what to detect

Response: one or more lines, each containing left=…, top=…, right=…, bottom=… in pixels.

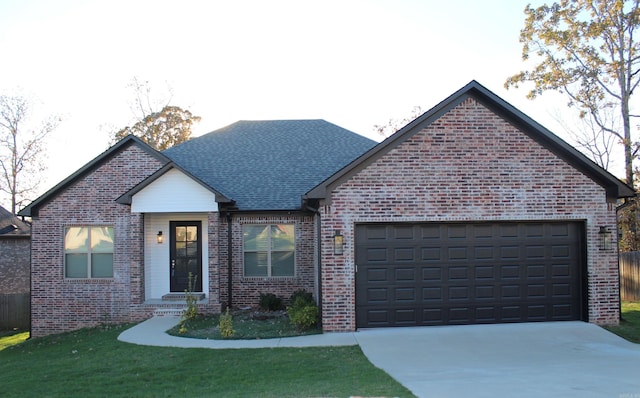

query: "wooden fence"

left=620, top=252, right=640, bottom=302
left=0, top=293, right=30, bottom=330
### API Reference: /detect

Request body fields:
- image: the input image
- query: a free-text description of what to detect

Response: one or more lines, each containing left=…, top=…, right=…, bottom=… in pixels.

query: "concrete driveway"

left=354, top=321, right=640, bottom=398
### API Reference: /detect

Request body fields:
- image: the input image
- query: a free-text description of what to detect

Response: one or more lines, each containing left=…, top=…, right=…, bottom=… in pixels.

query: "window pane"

left=65, top=254, right=88, bottom=278
left=91, top=227, right=114, bottom=252
left=243, top=225, right=269, bottom=251
left=176, top=241, right=186, bottom=258
left=244, top=252, right=268, bottom=276
left=271, top=225, right=294, bottom=251
left=91, top=253, right=113, bottom=278
left=65, top=227, right=89, bottom=252
left=272, top=251, right=295, bottom=276
left=186, top=226, right=197, bottom=241
left=186, top=241, right=197, bottom=257
left=176, top=226, right=186, bottom=242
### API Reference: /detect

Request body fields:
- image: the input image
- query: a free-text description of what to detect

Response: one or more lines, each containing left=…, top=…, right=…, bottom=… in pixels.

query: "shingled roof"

left=0, top=205, right=30, bottom=236
left=163, top=120, right=377, bottom=210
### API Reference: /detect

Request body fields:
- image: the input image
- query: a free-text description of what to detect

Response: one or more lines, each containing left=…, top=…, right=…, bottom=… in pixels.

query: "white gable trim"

left=132, top=168, right=218, bottom=213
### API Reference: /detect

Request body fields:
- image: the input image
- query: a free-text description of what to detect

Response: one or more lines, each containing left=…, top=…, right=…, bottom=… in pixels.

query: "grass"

left=604, top=301, right=640, bottom=343
left=0, top=330, right=29, bottom=351
left=0, top=324, right=414, bottom=398
left=168, top=309, right=321, bottom=339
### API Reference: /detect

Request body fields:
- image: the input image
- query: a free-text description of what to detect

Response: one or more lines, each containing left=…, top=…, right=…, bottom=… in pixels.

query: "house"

left=0, top=205, right=31, bottom=295
left=20, top=81, right=634, bottom=337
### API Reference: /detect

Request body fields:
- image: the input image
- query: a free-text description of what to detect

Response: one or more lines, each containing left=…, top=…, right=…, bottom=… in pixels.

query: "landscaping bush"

left=259, top=292, right=284, bottom=311
left=218, top=308, right=235, bottom=338
left=287, top=292, right=319, bottom=330
left=290, top=289, right=314, bottom=305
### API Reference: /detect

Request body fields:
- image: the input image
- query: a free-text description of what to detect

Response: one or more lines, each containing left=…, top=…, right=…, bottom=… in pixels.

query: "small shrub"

left=218, top=308, right=235, bottom=338
left=288, top=296, right=319, bottom=330
left=290, top=289, right=314, bottom=305
left=259, top=292, right=284, bottom=311
left=178, top=273, right=199, bottom=333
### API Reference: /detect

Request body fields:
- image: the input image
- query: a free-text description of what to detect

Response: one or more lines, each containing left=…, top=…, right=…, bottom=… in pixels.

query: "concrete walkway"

left=118, top=317, right=640, bottom=398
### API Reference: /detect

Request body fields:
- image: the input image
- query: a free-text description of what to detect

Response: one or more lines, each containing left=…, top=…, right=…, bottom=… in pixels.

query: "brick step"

left=153, top=308, right=185, bottom=317
left=161, top=293, right=206, bottom=301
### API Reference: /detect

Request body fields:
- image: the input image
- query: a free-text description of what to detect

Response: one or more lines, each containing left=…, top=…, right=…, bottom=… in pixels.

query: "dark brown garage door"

left=355, top=222, right=585, bottom=328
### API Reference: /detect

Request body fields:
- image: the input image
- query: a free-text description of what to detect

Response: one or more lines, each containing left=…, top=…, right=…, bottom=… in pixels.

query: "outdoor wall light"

left=333, top=230, right=344, bottom=255
left=599, top=226, right=612, bottom=251
left=157, top=231, right=164, bottom=244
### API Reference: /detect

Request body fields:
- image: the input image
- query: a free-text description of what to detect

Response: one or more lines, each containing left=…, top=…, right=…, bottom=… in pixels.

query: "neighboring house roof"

left=19, top=135, right=171, bottom=217
left=0, top=205, right=30, bottom=237
left=163, top=120, right=377, bottom=211
left=306, top=80, right=635, bottom=202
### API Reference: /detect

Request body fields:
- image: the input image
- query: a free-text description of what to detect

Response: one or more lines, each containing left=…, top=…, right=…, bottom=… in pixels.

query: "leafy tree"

left=113, top=105, right=201, bottom=151
left=505, top=0, right=640, bottom=188
left=0, top=95, right=59, bottom=214
left=111, top=78, right=201, bottom=150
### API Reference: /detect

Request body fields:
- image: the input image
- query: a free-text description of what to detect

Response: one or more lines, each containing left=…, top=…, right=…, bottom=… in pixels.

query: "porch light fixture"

left=157, top=231, right=164, bottom=244
left=599, top=226, right=612, bottom=251
left=333, top=230, right=344, bottom=255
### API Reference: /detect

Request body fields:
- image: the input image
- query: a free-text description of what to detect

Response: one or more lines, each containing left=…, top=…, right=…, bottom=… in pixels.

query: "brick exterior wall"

left=30, top=144, right=164, bottom=337
left=219, top=213, right=316, bottom=308
left=0, top=237, right=30, bottom=294
left=319, top=97, right=620, bottom=331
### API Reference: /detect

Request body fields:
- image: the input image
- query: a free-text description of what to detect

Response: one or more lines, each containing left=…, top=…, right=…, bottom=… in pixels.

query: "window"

left=65, top=226, right=114, bottom=278
left=243, top=224, right=295, bottom=277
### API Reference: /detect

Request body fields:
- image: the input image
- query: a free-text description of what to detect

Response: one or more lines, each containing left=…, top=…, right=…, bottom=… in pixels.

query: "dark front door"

left=170, top=221, right=203, bottom=292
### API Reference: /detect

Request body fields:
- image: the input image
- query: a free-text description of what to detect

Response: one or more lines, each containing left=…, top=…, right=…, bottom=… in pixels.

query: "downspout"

left=226, top=212, right=233, bottom=310
left=306, top=205, right=322, bottom=329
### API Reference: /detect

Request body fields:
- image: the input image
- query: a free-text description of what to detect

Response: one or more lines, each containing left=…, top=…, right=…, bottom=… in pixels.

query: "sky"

left=0, top=0, right=626, bottom=209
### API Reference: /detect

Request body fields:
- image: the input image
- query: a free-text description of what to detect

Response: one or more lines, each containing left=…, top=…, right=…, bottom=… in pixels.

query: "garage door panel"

left=476, top=266, right=495, bottom=279
left=356, top=222, right=584, bottom=328
left=395, top=268, right=415, bottom=281
left=395, top=287, right=416, bottom=302
left=421, top=247, right=442, bottom=261
left=423, top=287, right=442, bottom=300
left=449, top=286, right=471, bottom=300
left=448, top=266, right=469, bottom=280
left=500, top=246, right=520, bottom=259
left=364, top=247, right=387, bottom=262
left=366, top=268, right=388, bottom=282
left=366, top=287, right=388, bottom=302
left=527, top=265, right=546, bottom=278
left=501, top=265, right=521, bottom=279
left=394, top=247, right=415, bottom=262
left=476, top=285, right=496, bottom=299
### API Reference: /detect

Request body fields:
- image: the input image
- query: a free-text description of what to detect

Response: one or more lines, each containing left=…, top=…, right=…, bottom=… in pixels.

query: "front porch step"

left=161, top=293, right=206, bottom=301
left=153, top=308, right=185, bottom=317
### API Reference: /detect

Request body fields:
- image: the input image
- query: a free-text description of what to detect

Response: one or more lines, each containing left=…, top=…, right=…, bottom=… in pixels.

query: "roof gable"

left=116, top=163, right=232, bottom=207
left=306, top=81, right=634, bottom=201
left=19, top=135, right=170, bottom=217
left=163, top=120, right=377, bottom=210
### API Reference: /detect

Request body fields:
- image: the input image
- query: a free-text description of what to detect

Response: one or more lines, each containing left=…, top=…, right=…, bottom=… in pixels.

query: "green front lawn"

left=605, top=302, right=640, bottom=343
left=0, top=324, right=414, bottom=398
